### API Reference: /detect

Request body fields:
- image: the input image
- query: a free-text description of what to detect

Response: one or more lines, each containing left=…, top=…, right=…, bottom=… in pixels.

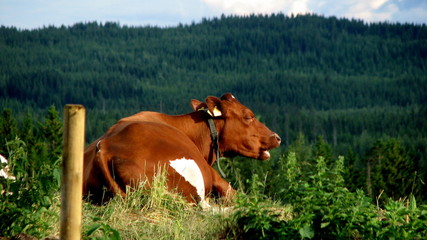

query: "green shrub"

left=0, top=137, right=61, bottom=237
left=229, top=174, right=292, bottom=240
left=0, top=106, right=62, bottom=238
left=229, top=152, right=427, bottom=239
left=375, top=195, right=427, bottom=239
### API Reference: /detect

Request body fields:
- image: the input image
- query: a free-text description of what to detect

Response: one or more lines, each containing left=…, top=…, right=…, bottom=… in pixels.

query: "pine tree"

left=365, top=138, right=416, bottom=201
left=314, top=135, right=333, bottom=166
left=0, top=109, right=18, bottom=156
left=40, top=105, right=63, bottom=161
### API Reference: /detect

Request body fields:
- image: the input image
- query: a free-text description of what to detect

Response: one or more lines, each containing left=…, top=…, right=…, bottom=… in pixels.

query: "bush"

left=0, top=137, right=61, bottom=237
left=0, top=106, right=62, bottom=238
left=229, top=174, right=292, bottom=240
left=229, top=152, right=427, bottom=239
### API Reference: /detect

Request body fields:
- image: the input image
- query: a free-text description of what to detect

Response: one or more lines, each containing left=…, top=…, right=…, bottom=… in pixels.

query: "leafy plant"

left=229, top=151, right=427, bottom=239
left=0, top=107, right=62, bottom=238
left=375, top=195, right=427, bottom=239
left=85, top=217, right=121, bottom=240
left=229, top=174, right=291, bottom=240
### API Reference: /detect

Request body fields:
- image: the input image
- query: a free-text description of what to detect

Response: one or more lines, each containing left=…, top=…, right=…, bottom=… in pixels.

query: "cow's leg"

left=96, top=151, right=127, bottom=198
left=210, top=167, right=236, bottom=204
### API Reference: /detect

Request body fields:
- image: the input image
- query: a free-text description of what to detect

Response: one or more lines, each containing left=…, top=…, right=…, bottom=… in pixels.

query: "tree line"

left=0, top=13, right=426, bottom=203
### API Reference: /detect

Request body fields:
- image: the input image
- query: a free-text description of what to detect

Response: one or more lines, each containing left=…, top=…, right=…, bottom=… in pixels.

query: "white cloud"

left=200, top=0, right=394, bottom=22
left=290, top=0, right=310, bottom=14
left=344, top=0, right=401, bottom=22
left=308, top=0, right=402, bottom=23
left=0, top=0, right=426, bottom=29
left=370, top=0, right=389, bottom=9
left=201, top=0, right=294, bottom=15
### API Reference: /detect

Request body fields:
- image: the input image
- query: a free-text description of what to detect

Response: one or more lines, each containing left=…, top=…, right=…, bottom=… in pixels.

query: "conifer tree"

left=41, top=105, right=63, bottom=161
left=365, top=139, right=416, bottom=201
left=0, top=109, right=17, bottom=156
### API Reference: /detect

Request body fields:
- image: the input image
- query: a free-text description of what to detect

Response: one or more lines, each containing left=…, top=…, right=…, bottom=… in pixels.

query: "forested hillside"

left=1, top=14, right=426, bottom=202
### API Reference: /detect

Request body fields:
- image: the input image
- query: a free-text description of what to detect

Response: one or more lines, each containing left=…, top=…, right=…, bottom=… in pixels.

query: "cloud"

left=307, top=0, right=400, bottom=23
left=1, top=0, right=426, bottom=30
left=338, top=0, right=397, bottom=22
left=370, top=0, right=389, bottom=9
left=201, top=0, right=425, bottom=24
left=201, top=0, right=307, bottom=15
left=290, top=0, right=310, bottom=14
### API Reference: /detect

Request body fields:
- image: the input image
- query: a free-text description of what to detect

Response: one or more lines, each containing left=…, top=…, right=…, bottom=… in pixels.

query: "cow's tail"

left=96, top=141, right=127, bottom=198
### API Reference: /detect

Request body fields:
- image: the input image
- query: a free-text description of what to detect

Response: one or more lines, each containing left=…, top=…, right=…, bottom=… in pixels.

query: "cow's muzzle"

left=273, top=133, right=281, bottom=145
left=259, top=133, right=281, bottom=160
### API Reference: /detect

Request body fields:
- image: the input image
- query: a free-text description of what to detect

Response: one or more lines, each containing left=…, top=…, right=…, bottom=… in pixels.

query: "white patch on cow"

left=169, top=158, right=206, bottom=202
left=0, top=154, right=15, bottom=180
left=0, top=155, right=6, bottom=164
left=1, top=154, right=15, bottom=195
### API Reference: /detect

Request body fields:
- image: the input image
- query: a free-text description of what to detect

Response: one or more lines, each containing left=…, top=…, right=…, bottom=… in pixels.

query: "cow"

left=83, top=93, right=281, bottom=207
left=1, top=154, right=16, bottom=196
left=0, top=154, right=15, bottom=180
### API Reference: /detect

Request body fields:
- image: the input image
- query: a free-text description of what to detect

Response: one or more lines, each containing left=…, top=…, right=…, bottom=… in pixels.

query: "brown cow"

left=83, top=93, right=281, bottom=207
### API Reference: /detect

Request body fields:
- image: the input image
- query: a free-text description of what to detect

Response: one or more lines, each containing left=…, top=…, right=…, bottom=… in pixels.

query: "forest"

left=1, top=13, right=426, bottom=207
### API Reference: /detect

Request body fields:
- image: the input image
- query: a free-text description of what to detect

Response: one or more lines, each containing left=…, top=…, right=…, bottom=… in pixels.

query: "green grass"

left=2, top=145, right=427, bottom=239
left=42, top=170, right=232, bottom=240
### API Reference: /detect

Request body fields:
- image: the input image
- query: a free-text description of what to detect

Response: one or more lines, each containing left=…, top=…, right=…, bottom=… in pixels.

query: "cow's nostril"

left=273, top=133, right=281, bottom=143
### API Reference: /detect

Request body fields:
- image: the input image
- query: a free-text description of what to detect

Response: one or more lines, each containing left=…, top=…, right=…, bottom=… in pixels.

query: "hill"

left=1, top=13, right=426, bottom=201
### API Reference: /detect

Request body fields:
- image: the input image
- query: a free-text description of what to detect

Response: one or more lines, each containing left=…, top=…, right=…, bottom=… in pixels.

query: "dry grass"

left=44, top=171, right=231, bottom=239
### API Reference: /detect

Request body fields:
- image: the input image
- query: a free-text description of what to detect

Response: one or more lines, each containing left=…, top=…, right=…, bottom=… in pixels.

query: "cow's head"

left=192, top=93, right=281, bottom=160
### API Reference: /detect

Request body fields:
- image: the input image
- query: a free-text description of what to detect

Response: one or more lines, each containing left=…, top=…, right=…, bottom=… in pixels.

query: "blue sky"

left=1, top=0, right=426, bottom=29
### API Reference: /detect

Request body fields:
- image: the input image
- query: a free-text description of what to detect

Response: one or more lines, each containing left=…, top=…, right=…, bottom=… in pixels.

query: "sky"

left=1, top=0, right=426, bottom=30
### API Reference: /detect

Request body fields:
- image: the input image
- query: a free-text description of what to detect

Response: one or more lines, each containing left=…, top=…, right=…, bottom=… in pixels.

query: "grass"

left=42, top=170, right=232, bottom=240
left=5, top=151, right=426, bottom=239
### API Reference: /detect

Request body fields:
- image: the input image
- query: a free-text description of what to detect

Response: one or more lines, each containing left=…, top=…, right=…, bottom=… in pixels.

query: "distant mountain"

left=1, top=13, right=426, bottom=149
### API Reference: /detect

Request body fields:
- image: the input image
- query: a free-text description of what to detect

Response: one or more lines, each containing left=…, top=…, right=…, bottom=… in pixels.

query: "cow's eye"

left=244, top=116, right=254, bottom=122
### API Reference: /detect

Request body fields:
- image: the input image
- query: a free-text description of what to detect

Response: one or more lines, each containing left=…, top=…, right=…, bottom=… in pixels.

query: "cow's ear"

left=191, top=99, right=207, bottom=111
left=205, top=96, right=223, bottom=117
left=221, top=93, right=237, bottom=102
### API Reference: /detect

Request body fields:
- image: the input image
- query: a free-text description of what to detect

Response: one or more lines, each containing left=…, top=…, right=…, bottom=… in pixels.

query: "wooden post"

left=61, top=104, right=85, bottom=240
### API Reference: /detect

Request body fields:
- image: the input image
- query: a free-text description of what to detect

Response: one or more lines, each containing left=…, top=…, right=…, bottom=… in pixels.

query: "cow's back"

left=85, top=121, right=214, bottom=203
left=83, top=111, right=170, bottom=196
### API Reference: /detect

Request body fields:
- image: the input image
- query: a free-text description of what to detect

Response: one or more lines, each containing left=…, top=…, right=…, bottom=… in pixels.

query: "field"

left=1, top=14, right=427, bottom=239
left=1, top=134, right=426, bottom=239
